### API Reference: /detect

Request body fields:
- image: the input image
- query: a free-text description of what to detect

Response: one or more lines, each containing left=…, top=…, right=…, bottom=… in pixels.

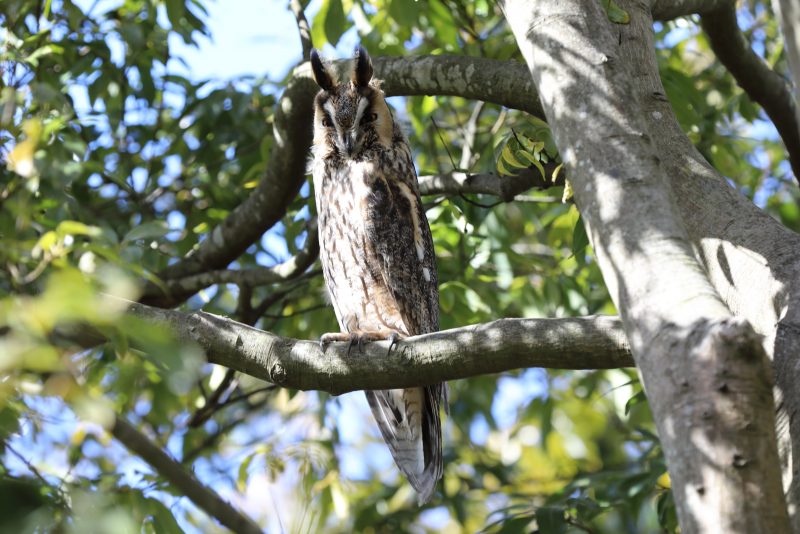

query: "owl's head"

left=310, top=46, right=394, bottom=159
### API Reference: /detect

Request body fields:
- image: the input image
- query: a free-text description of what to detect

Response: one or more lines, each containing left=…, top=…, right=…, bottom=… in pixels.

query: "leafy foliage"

left=0, top=0, right=794, bottom=532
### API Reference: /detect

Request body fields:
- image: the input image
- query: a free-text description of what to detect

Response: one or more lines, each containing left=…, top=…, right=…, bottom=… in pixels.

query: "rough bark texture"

left=502, top=0, right=790, bottom=532
left=116, top=300, right=631, bottom=394
left=638, top=2, right=800, bottom=526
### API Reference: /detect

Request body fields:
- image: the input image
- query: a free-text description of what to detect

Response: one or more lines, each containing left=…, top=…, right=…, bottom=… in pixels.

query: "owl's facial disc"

left=322, top=91, right=374, bottom=158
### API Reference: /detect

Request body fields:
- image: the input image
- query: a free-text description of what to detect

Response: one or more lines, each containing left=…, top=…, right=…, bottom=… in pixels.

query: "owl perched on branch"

left=309, top=46, right=446, bottom=503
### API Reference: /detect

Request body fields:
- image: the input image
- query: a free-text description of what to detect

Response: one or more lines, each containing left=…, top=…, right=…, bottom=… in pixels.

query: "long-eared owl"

left=309, top=46, right=446, bottom=503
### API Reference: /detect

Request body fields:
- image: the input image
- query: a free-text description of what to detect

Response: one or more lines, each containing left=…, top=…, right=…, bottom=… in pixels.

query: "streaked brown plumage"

left=309, top=46, right=446, bottom=503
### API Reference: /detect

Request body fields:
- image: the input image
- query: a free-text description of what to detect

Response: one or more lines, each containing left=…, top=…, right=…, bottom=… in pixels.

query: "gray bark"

left=502, top=0, right=790, bottom=532
left=113, top=300, right=632, bottom=394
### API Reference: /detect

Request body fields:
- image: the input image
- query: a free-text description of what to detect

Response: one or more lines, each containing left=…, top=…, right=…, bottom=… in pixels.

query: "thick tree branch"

left=631, top=1, right=800, bottom=528
left=148, top=55, right=543, bottom=309
left=701, top=2, right=800, bottom=183
left=111, top=417, right=261, bottom=534
left=501, top=1, right=789, bottom=532
left=114, top=299, right=633, bottom=394
left=650, top=0, right=730, bottom=20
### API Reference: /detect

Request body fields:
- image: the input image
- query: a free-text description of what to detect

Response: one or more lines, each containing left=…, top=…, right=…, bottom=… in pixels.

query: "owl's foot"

left=319, top=330, right=405, bottom=356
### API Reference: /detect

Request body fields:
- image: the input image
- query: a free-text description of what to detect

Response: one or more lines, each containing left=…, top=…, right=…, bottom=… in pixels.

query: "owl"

left=309, top=46, right=446, bottom=503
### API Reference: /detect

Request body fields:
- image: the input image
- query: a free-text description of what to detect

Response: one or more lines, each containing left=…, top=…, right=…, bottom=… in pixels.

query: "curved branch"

left=418, top=164, right=563, bottom=200
left=774, top=0, right=800, bottom=134
left=145, top=221, right=319, bottom=306
left=118, top=299, right=632, bottom=394
left=149, top=55, right=544, bottom=308
left=111, top=417, right=261, bottom=534
left=650, top=0, right=730, bottom=20
left=701, top=2, right=800, bottom=183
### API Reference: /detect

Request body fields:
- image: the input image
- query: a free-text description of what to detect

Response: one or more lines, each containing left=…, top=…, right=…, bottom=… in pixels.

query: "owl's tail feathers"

left=365, top=384, right=446, bottom=505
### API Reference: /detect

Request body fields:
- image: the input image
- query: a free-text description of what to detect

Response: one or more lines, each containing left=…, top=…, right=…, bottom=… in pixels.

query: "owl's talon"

left=347, top=336, right=359, bottom=356
left=386, top=332, right=401, bottom=357
left=319, top=332, right=350, bottom=353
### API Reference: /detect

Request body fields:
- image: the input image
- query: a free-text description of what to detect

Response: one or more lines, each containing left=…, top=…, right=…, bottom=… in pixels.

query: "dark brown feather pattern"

left=310, top=47, right=446, bottom=503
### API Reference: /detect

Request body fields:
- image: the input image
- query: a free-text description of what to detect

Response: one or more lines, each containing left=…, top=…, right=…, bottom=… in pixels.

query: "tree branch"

left=418, top=164, right=563, bottom=200
left=149, top=55, right=543, bottom=308
left=650, top=0, right=731, bottom=20
left=701, top=1, right=800, bottom=183
left=111, top=417, right=262, bottom=534
left=144, top=221, right=319, bottom=306
left=112, top=299, right=633, bottom=394
left=774, top=0, right=800, bottom=138
left=288, top=0, right=312, bottom=61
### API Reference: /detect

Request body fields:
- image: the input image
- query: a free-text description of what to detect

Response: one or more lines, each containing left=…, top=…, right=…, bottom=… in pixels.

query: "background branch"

left=111, top=417, right=262, bottom=534
left=418, top=164, right=563, bottom=201
left=289, top=0, right=312, bottom=61
left=147, top=55, right=544, bottom=309
left=650, top=0, right=731, bottom=20
left=701, top=2, right=800, bottom=183
left=774, top=0, right=800, bottom=137
left=145, top=220, right=319, bottom=304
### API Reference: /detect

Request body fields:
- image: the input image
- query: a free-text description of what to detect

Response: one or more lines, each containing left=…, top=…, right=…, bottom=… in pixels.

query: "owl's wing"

left=365, top=171, right=439, bottom=336
left=364, top=161, right=445, bottom=503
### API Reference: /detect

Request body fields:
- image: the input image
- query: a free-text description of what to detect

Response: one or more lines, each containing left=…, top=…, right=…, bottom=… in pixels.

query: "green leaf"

left=123, top=221, right=171, bottom=242
left=552, top=163, right=564, bottom=183
left=24, top=44, right=64, bottom=67
left=602, top=0, right=630, bottom=24
left=57, top=220, right=102, bottom=238
left=572, top=214, right=589, bottom=263
left=624, top=389, right=647, bottom=415
left=237, top=452, right=257, bottom=492
left=501, top=143, right=527, bottom=169
left=165, top=0, right=185, bottom=28
left=323, top=0, right=347, bottom=47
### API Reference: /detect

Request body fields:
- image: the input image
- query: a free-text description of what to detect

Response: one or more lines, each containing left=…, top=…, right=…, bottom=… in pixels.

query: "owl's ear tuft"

left=311, top=49, right=335, bottom=91
left=353, top=45, right=373, bottom=87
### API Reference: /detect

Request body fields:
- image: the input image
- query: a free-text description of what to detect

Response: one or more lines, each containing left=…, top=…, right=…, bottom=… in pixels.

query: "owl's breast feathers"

left=314, top=144, right=438, bottom=336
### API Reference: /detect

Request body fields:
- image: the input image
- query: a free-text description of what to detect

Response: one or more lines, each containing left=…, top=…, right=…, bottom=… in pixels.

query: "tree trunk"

left=501, top=0, right=791, bottom=531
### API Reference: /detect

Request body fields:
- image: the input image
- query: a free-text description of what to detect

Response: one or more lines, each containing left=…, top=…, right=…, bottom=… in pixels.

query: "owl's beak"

left=340, top=130, right=357, bottom=156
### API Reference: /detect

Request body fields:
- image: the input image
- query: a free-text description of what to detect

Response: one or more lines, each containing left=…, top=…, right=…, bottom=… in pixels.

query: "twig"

left=111, top=417, right=262, bottom=534
left=289, top=0, right=312, bottom=61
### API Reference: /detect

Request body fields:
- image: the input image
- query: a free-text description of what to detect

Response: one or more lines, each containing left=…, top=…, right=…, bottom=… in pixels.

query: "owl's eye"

left=322, top=117, right=332, bottom=128
left=362, top=112, right=378, bottom=124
